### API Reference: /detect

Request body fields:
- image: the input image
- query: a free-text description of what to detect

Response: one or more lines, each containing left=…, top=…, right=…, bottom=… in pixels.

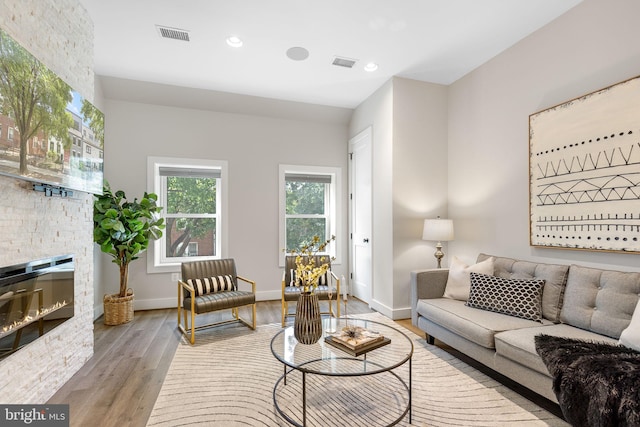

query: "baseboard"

left=94, top=302, right=104, bottom=321
left=368, top=299, right=411, bottom=320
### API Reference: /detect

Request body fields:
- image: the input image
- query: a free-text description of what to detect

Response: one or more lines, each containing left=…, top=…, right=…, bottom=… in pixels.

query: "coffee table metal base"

left=273, top=357, right=411, bottom=426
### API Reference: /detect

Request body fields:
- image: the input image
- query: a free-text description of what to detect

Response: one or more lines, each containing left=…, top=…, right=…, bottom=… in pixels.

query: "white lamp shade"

left=422, top=218, right=454, bottom=242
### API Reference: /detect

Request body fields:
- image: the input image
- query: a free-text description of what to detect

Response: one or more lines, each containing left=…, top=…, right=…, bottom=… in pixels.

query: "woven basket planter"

left=103, top=289, right=134, bottom=325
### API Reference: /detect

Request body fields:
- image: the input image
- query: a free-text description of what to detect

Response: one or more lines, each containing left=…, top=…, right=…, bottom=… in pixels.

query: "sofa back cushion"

left=477, top=253, right=569, bottom=323
left=560, top=265, right=640, bottom=339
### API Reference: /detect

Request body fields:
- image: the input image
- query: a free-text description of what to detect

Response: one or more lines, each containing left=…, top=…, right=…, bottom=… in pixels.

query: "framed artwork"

left=529, top=75, right=640, bottom=253
left=0, top=27, right=104, bottom=194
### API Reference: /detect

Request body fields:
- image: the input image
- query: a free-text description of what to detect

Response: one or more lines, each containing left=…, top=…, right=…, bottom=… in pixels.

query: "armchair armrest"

left=178, top=280, right=195, bottom=315
left=329, top=270, right=340, bottom=297
left=178, top=280, right=195, bottom=297
left=410, top=268, right=449, bottom=326
left=282, top=269, right=287, bottom=290
left=237, top=275, right=256, bottom=294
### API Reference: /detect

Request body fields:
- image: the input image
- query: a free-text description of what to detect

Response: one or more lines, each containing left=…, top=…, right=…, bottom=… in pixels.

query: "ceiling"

left=80, top=0, right=582, bottom=109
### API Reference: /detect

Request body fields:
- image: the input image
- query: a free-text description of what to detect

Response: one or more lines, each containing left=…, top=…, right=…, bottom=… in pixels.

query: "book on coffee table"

left=325, top=326, right=390, bottom=356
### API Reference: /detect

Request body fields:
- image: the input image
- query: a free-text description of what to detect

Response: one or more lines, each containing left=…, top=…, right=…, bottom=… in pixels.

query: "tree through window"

left=164, top=172, right=218, bottom=259
left=279, top=165, right=341, bottom=266
left=285, top=173, right=330, bottom=251
left=148, top=157, right=226, bottom=272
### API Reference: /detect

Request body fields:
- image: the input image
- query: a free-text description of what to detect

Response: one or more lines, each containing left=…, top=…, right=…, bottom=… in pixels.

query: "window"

left=279, top=165, right=341, bottom=265
left=148, top=157, right=228, bottom=273
left=86, top=145, right=91, bottom=154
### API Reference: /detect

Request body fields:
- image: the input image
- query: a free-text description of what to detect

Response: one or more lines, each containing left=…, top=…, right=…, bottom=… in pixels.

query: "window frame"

left=278, top=164, right=341, bottom=267
left=147, top=156, right=228, bottom=274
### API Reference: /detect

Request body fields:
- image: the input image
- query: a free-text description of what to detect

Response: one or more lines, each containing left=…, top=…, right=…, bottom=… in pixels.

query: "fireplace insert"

left=0, top=255, right=74, bottom=360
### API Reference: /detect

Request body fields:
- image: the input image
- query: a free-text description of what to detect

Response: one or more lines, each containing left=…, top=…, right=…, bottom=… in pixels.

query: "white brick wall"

left=0, top=0, right=95, bottom=403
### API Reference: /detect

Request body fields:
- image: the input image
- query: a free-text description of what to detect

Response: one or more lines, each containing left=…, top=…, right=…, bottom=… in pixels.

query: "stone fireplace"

left=0, top=0, right=96, bottom=403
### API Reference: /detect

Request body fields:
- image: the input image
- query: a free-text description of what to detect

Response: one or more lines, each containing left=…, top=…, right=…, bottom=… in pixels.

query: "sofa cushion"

left=560, top=265, right=640, bottom=339
left=495, top=324, right=618, bottom=377
left=467, top=273, right=544, bottom=322
left=443, top=256, right=494, bottom=301
left=477, top=254, right=569, bottom=323
left=619, top=300, right=640, bottom=351
left=186, top=275, right=234, bottom=296
left=416, top=298, right=546, bottom=349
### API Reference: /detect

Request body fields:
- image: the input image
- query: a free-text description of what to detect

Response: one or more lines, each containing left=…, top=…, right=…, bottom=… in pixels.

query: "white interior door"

left=349, top=127, right=372, bottom=304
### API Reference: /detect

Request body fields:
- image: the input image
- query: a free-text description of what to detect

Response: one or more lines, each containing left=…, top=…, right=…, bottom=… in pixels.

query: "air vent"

left=156, top=25, right=190, bottom=42
left=332, top=56, right=357, bottom=68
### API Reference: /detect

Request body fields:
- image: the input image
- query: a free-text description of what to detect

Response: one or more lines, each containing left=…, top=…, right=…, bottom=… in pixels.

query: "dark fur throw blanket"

left=535, top=334, right=640, bottom=427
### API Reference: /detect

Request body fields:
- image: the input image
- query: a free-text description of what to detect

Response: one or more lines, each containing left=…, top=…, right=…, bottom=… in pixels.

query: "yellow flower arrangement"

left=289, top=235, right=336, bottom=293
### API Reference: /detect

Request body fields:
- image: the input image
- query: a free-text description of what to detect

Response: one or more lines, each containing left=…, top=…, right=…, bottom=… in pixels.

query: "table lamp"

left=422, top=217, right=454, bottom=268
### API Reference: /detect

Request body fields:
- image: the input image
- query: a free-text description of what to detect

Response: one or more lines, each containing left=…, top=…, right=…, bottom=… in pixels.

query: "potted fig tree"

left=94, top=182, right=165, bottom=325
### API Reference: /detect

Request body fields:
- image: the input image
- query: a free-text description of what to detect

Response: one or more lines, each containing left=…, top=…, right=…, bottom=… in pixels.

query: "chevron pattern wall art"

left=529, top=75, right=640, bottom=253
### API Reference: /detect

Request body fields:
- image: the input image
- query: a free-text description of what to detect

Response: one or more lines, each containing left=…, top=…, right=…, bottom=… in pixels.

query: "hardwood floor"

left=48, top=298, right=561, bottom=426
left=47, top=298, right=376, bottom=427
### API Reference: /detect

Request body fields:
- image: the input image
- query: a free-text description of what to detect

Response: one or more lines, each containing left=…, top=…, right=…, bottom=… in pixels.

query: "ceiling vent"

left=156, top=25, right=190, bottom=42
left=332, top=56, right=357, bottom=68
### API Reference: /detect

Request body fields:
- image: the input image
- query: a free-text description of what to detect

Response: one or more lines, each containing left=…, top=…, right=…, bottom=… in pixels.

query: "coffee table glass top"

left=270, top=317, right=413, bottom=376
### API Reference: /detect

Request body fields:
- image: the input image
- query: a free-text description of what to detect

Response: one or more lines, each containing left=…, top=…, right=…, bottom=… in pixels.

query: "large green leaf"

left=93, top=181, right=165, bottom=293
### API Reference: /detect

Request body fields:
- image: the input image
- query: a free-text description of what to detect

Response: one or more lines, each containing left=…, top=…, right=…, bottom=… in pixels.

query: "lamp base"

left=434, top=242, right=445, bottom=269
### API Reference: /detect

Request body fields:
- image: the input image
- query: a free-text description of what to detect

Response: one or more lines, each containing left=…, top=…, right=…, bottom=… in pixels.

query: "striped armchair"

left=178, top=258, right=256, bottom=344
left=281, top=255, right=340, bottom=326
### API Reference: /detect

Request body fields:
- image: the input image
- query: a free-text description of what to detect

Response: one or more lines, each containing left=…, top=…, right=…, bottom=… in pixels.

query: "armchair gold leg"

left=189, top=296, right=196, bottom=345
left=177, top=283, right=182, bottom=333
left=252, top=303, right=257, bottom=329
left=281, top=300, right=287, bottom=327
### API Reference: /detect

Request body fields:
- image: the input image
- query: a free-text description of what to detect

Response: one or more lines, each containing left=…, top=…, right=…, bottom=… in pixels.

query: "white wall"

left=448, top=0, right=640, bottom=272
left=349, top=77, right=448, bottom=319
left=392, top=77, right=448, bottom=315
left=100, top=84, right=351, bottom=309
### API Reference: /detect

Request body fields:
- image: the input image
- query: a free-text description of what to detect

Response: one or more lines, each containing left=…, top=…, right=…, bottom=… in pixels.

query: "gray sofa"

left=410, top=253, right=640, bottom=403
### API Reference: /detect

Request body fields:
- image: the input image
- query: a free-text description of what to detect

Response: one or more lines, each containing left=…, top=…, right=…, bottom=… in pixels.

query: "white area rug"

left=147, top=313, right=568, bottom=426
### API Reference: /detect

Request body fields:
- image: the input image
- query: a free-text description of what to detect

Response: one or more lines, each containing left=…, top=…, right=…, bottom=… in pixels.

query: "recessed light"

left=226, top=36, right=243, bottom=48
left=286, top=46, right=309, bottom=61
left=364, top=62, right=378, bottom=72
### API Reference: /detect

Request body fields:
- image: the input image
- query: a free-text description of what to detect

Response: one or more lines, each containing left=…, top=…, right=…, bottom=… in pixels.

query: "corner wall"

left=0, top=0, right=95, bottom=403
left=349, top=77, right=448, bottom=318
left=448, top=0, right=640, bottom=272
left=392, top=77, right=448, bottom=315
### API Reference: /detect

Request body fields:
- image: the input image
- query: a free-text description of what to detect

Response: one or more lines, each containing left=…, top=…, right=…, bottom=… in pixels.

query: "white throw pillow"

left=619, top=299, right=640, bottom=352
left=443, top=256, right=495, bottom=301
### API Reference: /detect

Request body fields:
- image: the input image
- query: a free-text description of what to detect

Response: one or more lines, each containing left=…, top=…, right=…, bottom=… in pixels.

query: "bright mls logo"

left=0, top=405, right=68, bottom=426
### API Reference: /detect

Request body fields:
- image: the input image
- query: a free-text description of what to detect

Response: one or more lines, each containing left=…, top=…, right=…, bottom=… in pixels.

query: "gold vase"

left=294, top=291, right=322, bottom=344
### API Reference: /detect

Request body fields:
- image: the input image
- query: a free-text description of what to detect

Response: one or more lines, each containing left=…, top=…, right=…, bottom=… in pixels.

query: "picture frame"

left=0, top=27, right=104, bottom=195
left=529, top=75, right=640, bottom=253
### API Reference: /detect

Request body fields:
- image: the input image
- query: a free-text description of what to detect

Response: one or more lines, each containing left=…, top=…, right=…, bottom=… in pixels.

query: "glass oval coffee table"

left=270, top=317, right=413, bottom=426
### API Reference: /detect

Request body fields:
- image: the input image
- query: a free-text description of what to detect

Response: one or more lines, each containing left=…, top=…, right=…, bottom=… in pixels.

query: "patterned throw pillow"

left=466, top=272, right=545, bottom=322
left=186, top=275, right=234, bottom=296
